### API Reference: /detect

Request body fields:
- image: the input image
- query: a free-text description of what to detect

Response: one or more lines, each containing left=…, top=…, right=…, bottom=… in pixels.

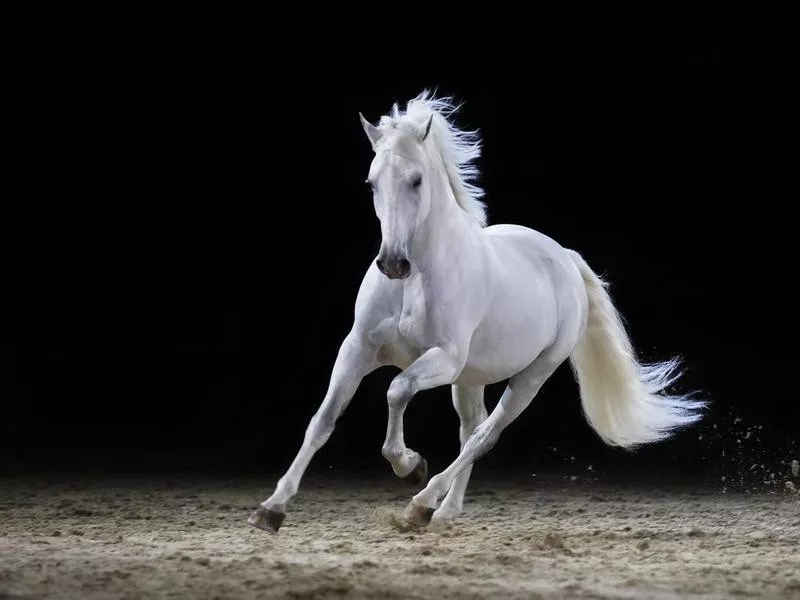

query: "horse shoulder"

left=351, top=261, right=404, bottom=347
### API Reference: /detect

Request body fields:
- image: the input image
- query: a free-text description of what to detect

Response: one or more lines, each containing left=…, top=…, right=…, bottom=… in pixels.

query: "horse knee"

left=387, top=377, right=412, bottom=409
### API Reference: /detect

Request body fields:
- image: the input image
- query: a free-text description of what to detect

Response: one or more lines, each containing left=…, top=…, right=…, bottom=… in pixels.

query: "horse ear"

left=419, top=114, right=434, bottom=142
left=359, top=112, right=381, bottom=148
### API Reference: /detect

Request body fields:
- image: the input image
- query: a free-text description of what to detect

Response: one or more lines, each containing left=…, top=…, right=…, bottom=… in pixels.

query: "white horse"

left=248, top=91, right=706, bottom=532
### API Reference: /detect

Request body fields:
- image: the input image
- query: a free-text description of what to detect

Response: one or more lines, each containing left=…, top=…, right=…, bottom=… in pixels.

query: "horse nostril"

left=376, top=255, right=410, bottom=279
left=397, top=258, right=411, bottom=276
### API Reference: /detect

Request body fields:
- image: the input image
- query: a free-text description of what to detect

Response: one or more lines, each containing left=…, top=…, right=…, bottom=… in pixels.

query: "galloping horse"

left=248, top=91, right=705, bottom=532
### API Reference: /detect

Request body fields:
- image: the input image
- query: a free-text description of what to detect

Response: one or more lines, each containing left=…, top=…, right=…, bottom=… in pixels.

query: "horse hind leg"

left=404, top=342, right=574, bottom=526
left=431, top=384, right=487, bottom=523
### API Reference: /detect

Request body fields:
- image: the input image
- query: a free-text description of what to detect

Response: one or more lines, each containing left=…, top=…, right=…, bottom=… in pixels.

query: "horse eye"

left=411, top=175, right=422, bottom=189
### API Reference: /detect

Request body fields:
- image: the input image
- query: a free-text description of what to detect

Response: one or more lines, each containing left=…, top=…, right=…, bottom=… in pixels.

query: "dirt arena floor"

left=1, top=472, right=798, bottom=599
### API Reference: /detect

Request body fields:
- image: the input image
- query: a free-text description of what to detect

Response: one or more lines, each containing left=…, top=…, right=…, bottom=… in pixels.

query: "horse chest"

left=396, top=277, right=429, bottom=347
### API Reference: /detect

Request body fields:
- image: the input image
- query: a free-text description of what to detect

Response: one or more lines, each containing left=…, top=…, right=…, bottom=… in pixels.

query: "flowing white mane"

left=375, top=90, right=488, bottom=227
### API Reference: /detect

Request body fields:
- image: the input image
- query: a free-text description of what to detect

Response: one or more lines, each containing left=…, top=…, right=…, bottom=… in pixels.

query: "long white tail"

left=567, top=250, right=707, bottom=450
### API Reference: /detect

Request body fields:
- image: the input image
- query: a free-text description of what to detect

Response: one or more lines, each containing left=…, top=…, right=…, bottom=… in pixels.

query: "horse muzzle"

left=376, top=254, right=411, bottom=280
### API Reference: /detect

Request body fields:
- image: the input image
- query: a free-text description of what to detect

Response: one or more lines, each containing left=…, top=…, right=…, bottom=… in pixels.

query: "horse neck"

left=410, top=165, right=482, bottom=269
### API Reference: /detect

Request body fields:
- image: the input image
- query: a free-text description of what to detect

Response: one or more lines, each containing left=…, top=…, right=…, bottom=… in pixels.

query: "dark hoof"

left=248, top=506, right=285, bottom=533
left=403, top=501, right=435, bottom=527
left=400, top=457, right=428, bottom=486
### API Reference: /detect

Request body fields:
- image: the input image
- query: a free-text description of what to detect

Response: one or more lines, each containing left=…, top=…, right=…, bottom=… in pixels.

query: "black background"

left=7, top=19, right=799, bottom=487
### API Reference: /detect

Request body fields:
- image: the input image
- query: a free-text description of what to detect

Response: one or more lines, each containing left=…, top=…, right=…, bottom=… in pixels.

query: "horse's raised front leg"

left=431, top=384, right=487, bottom=523
left=404, top=346, right=568, bottom=527
left=248, top=330, right=378, bottom=533
left=381, top=346, right=466, bottom=485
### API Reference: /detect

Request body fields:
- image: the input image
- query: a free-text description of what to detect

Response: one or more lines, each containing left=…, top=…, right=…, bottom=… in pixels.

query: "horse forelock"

left=372, top=90, right=488, bottom=227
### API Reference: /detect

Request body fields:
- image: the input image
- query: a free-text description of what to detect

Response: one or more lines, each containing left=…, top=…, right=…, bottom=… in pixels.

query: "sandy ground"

left=1, top=473, right=798, bottom=599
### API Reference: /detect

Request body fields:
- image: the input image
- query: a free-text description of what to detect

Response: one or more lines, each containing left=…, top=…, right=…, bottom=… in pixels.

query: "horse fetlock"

left=381, top=442, right=402, bottom=463
left=431, top=503, right=462, bottom=523
left=412, top=473, right=447, bottom=508
left=273, top=477, right=299, bottom=500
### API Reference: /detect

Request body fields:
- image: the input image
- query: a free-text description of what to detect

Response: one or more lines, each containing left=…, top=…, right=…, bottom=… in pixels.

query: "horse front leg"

left=248, top=330, right=378, bottom=533
left=381, top=346, right=466, bottom=488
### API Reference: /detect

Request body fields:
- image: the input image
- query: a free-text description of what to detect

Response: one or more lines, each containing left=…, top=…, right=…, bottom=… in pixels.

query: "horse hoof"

left=401, top=457, right=428, bottom=486
left=431, top=505, right=461, bottom=524
left=403, top=501, right=435, bottom=527
left=248, top=507, right=285, bottom=533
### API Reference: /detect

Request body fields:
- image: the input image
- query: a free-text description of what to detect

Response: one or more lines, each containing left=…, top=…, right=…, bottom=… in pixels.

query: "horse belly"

left=457, top=283, right=558, bottom=386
